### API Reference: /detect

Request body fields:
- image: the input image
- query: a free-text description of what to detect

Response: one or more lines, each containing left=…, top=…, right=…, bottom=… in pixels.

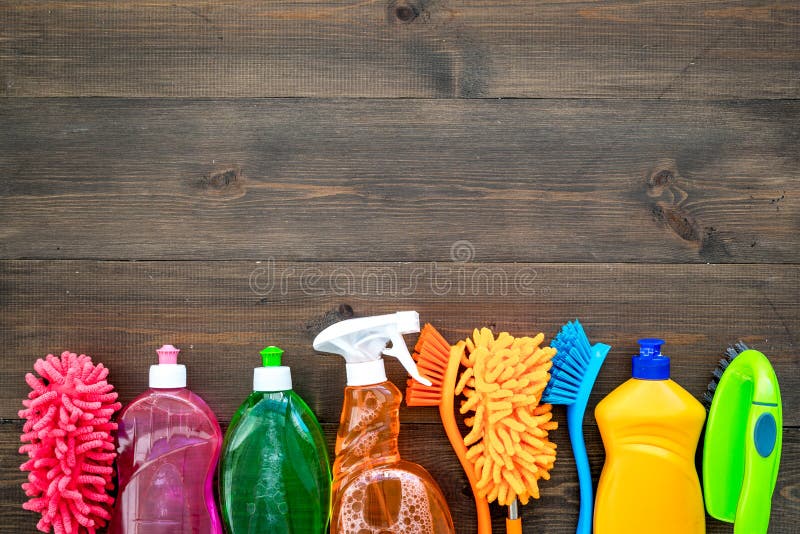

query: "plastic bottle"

left=593, top=339, right=706, bottom=534
left=313, top=311, right=455, bottom=534
left=218, top=345, right=331, bottom=533
left=110, top=345, right=223, bottom=534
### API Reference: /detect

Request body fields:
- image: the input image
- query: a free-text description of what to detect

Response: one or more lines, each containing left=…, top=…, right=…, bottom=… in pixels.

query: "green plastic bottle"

left=218, top=346, right=331, bottom=533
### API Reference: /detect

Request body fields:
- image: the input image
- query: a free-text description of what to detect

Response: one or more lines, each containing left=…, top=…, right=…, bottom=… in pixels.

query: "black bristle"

left=304, top=305, right=355, bottom=338
left=702, top=379, right=719, bottom=408
left=703, top=341, right=752, bottom=410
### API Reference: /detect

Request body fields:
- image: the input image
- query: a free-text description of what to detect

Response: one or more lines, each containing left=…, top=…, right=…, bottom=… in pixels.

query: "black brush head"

left=304, top=304, right=355, bottom=339
left=702, top=341, right=750, bottom=409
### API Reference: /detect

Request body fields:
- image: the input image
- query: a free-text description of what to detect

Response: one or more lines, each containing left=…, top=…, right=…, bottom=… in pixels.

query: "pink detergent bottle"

left=110, top=345, right=223, bottom=534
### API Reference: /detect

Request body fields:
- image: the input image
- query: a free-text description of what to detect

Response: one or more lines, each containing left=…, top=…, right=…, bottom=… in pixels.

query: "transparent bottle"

left=314, top=311, right=455, bottom=534
left=332, top=380, right=454, bottom=533
left=218, top=346, right=331, bottom=533
left=110, top=345, right=222, bottom=534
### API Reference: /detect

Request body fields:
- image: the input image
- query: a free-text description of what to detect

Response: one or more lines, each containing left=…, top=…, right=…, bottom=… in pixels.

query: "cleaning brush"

left=702, top=341, right=782, bottom=533
left=406, top=324, right=492, bottom=534
left=19, top=351, right=121, bottom=534
left=407, top=325, right=558, bottom=534
left=702, top=341, right=747, bottom=407
left=541, top=320, right=610, bottom=534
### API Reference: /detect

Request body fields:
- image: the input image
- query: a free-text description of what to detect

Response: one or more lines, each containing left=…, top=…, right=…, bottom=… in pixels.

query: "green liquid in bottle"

left=219, top=390, right=331, bottom=534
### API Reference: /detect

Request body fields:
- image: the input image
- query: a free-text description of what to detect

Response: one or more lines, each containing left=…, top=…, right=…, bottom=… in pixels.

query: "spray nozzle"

left=313, top=311, right=432, bottom=387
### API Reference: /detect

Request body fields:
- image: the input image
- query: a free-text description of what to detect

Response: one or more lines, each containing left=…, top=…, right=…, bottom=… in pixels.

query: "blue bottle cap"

left=632, top=338, right=670, bottom=380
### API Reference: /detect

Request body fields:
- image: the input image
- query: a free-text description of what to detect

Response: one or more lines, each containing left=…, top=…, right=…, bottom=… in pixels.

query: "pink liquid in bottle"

left=110, top=345, right=222, bottom=534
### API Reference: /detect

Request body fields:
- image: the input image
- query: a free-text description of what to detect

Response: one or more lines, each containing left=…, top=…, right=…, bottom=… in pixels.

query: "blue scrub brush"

left=542, top=320, right=610, bottom=534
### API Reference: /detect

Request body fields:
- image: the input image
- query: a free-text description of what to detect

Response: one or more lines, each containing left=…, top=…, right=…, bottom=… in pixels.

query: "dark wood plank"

left=2, top=1, right=798, bottom=98
left=2, top=420, right=798, bottom=533
left=1, top=99, right=797, bottom=263
left=1, top=260, right=797, bottom=425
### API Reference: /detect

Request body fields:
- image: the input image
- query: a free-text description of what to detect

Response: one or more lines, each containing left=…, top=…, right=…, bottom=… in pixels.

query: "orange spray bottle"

left=313, top=311, right=455, bottom=534
left=594, top=339, right=706, bottom=534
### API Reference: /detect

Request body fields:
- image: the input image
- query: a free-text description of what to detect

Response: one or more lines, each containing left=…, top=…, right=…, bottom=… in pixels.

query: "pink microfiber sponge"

left=19, top=351, right=122, bottom=534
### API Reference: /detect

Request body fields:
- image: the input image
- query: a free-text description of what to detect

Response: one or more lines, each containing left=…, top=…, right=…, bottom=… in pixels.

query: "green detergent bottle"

left=218, top=346, right=331, bottom=533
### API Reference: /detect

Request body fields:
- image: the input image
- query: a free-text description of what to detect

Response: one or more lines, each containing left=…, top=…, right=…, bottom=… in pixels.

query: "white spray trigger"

left=383, top=331, right=432, bottom=387
left=313, top=311, right=432, bottom=387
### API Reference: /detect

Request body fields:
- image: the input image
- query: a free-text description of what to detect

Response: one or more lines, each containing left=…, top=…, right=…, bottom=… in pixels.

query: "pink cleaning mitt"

left=19, top=351, right=122, bottom=533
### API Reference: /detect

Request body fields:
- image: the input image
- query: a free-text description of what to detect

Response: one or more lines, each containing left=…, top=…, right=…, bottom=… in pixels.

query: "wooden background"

left=1, top=1, right=798, bottom=532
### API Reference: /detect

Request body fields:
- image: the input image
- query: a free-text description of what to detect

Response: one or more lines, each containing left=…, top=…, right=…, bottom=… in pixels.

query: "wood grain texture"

left=2, top=1, right=798, bottom=531
left=1, top=98, right=798, bottom=262
left=2, top=1, right=799, bottom=99
left=2, top=420, right=799, bottom=533
left=1, top=260, right=797, bottom=424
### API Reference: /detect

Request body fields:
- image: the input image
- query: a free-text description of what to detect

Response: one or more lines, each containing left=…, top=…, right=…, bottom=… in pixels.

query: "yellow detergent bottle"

left=594, top=339, right=706, bottom=534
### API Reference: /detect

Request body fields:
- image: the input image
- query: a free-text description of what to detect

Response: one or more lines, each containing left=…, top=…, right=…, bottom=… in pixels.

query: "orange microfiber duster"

left=458, top=328, right=557, bottom=533
left=407, top=325, right=558, bottom=534
left=19, top=351, right=122, bottom=534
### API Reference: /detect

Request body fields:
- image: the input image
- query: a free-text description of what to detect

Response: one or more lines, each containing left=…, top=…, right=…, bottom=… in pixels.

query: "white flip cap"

left=149, top=364, right=187, bottom=388
left=149, top=345, right=187, bottom=388
left=253, top=345, right=293, bottom=391
left=253, top=366, right=293, bottom=391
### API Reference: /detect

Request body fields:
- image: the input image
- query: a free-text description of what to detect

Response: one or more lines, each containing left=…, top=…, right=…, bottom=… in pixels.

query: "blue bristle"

left=543, top=320, right=609, bottom=534
left=543, top=319, right=594, bottom=403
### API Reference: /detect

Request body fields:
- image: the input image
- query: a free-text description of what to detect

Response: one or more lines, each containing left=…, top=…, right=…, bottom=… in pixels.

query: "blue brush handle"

left=567, top=401, right=592, bottom=534
left=568, top=342, right=609, bottom=534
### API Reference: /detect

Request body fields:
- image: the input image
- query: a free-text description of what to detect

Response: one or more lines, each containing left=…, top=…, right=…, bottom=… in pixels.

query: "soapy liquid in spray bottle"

left=333, top=382, right=453, bottom=533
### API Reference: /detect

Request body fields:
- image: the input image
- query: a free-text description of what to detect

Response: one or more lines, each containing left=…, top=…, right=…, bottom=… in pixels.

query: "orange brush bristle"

left=407, top=323, right=450, bottom=406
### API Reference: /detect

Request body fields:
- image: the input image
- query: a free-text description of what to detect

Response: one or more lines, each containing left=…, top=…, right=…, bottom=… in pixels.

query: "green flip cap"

left=260, top=346, right=284, bottom=367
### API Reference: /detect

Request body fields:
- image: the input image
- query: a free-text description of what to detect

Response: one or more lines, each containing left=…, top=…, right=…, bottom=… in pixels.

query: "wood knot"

left=337, top=303, right=354, bottom=319
left=197, top=166, right=245, bottom=199
left=651, top=204, right=701, bottom=243
left=649, top=169, right=675, bottom=187
left=645, top=159, right=678, bottom=197
left=208, top=168, right=239, bottom=189
left=388, top=1, right=419, bottom=23
left=644, top=160, right=703, bottom=244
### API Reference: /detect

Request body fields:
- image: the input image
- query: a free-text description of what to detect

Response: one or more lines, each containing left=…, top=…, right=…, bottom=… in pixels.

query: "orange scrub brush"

left=407, top=324, right=492, bottom=534
left=407, top=325, right=558, bottom=534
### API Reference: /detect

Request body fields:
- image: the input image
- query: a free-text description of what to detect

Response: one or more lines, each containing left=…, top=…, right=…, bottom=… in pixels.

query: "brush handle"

left=567, top=402, right=593, bottom=534
left=735, top=403, right=781, bottom=534
left=441, top=346, right=492, bottom=534
left=505, top=517, right=522, bottom=534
